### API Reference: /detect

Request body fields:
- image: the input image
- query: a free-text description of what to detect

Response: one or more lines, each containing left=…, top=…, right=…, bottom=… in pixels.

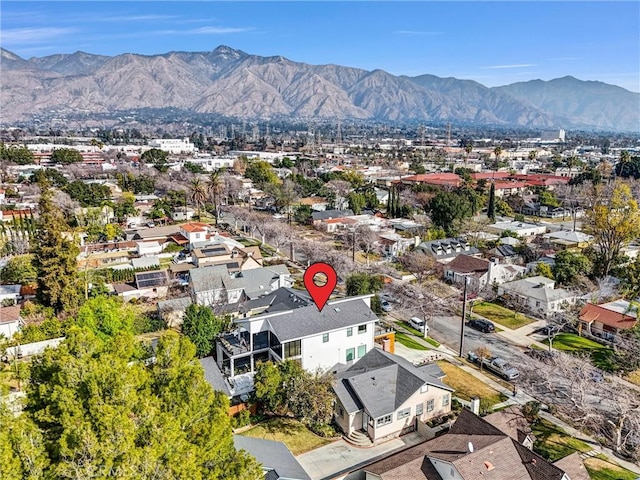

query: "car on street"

left=381, top=300, right=393, bottom=312
left=467, top=318, right=495, bottom=333
left=408, top=317, right=429, bottom=334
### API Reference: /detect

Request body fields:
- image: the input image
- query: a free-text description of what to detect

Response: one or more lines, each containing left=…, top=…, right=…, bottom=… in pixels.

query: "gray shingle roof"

left=312, top=209, right=354, bottom=221
left=265, top=296, right=377, bottom=342
left=233, top=436, right=311, bottom=480
left=199, top=356, right=232, bottom=397
left=189, top=265, right=243, bottom=293
left=335, top=349, right=453, bottom=419
left=238, top=265, right=291, bottom=299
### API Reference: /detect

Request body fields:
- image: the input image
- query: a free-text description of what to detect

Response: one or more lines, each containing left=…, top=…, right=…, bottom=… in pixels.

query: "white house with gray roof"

left=498, top=275, right=579, bottom=315
left=215, top=295, right=377, bottom=378
left=333, top=348, right=454, bottom=443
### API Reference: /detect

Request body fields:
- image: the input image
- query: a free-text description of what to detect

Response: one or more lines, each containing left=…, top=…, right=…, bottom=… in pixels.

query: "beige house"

left=333, top=349, right=453, bottom=444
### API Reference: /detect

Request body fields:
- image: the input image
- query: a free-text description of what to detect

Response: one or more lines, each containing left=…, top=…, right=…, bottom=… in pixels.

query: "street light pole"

left=459, top=277, right=469, bottom=358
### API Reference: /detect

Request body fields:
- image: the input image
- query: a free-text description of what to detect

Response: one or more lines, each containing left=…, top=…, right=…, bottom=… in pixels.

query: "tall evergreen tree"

left=488, top=182, right=496, bottom=221
left=32, top=187, right=81, bottom=312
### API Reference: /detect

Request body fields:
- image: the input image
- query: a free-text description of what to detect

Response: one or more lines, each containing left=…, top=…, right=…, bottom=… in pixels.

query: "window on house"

left=283, top=340, right=301, bottom=358
left=357, top=345, right=366, bottom=358
left=358, top=324, right=367, bottom=334
left=397, top=408, right=411, bottom=420
left=427, top=399, right=434, bottom=412
left=337, top=405, right=344, bottom=417
left=420, top=385, right=429, bottom=393
left=322, top=333, right=329, bottom=343
left=442, top=394, right=450, bottom=407
left=376, top=415, right=392, bottom=427
left=346, top=348, right=355, bottom=362
left=416, top=403, right=424, bottom=416
left=347, top=327, right=353, bottom=337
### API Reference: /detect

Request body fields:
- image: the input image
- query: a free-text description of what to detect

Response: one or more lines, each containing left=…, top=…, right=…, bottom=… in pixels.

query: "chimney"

left=470, top=396, right=480, bottom=415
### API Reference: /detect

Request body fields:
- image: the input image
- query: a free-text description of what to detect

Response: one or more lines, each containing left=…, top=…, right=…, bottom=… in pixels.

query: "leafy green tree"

left=0, top=142, right=35, bottom=165
left=253, top=360, right=333, bottom=426
left=112, top=194, right=137, bottom=223
left=539, top=190, right=561, bottom=207
left=427, top=190, right=473, bottom=236
left=50, top=148, right=83, bottom=165
left=534, top=262, right=554, bottom=279
left=31, top=168, right=68, bottom=188
left=75, top=296, right=135, bottom=340
left=32, top=187, right=81, bottom=312
left=615, top=153, right=640, bottom=179
left=245, top=161, right=280, bottom=187
left=181, top=304, right=226, bottom=357
left=0, top=403, right=49, bottom=479
left=294, top=204, right=312, bottom=224
left=0, top=254, right=37, bottom=284
left=552, top=250, right=592, bottom=286
left=348, top=192, right=366, bottom=215
left=63, top=181, right=111, bottom=207
left=617, top=255, right=640, bottom=300
left=346, top=272, right=382, bottom=296
left=409, top=161, right=426, bottom=174
left=487, top=182, right=496, bottom=221
left=583, top=182, right=640, bottom=277
left=141, top=148, right=169, bottom=172
left=22, top=329, right=261, bottom=479
left=496, top=199, right=514, bottom=217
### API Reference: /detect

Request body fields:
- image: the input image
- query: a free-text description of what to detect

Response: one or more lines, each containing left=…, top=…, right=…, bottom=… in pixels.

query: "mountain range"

left=1, top=46, right=638, bottom=132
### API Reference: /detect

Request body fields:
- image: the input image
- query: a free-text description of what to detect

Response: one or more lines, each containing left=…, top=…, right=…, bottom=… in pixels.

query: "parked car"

left=381, top=300, right=393, bottom=312
left=467, top=318, right=495, bottom=333
left=408, top=317, right=429, bottom=334
left=468, top=352, right=519, bottom=380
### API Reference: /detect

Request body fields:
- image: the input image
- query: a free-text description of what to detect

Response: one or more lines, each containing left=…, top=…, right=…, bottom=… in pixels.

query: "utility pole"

left=352, top=229, right=356, bottom=263
left=459, top=277, right=469, bottom=358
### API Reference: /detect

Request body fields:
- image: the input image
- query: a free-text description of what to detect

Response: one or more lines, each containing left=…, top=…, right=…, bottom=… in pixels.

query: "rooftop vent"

left=334, top=307, right=341, bottom=312
left=484, top=461, right=494, bottom=471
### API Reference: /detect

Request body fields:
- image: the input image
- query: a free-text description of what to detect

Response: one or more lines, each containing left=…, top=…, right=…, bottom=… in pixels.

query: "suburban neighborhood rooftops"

left=552, top=452, right=591, bottom=480
left=500, top=276, right=574, bottom=303
left=483, top=406, right=535, bottom=445
left=312, top=209, right=354, bottom=221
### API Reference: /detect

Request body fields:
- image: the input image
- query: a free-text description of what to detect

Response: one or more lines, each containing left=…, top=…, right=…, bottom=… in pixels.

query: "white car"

left=408, top=317, right=429, bottom=334
left=381, top=300, right=393, bottom=312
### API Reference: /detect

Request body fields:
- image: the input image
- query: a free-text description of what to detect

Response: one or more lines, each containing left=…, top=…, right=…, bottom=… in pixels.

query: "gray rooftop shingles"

left=199, top=356, right=232, bottom=397
left=233, top=435, right=311, bottom=480
left=264, top=296, right=377, bottom=342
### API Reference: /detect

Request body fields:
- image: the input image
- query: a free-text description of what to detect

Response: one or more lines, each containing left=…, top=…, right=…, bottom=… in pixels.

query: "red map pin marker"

left=303, top=262, right=337, bottom=312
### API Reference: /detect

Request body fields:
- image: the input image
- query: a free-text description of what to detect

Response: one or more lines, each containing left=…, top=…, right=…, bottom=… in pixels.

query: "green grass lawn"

left=394, top=322, right=441, bottom=347
left=395, top=332, right=429, bottom=350
left=472, top=302, right=536, bottom=329
left=532, top=419, right=638, bottom=480
left=239, top=418, right=332, bottom=455
left=532, top=418, right=592, bottom=461
left=584, top=457, right=639, bottom=480
left=436, top=361, right=508, bottom=406
left=542, top=333, right=616, bottom=370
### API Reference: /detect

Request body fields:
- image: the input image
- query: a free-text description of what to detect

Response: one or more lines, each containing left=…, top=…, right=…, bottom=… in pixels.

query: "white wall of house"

left=0, top=319, right=21, bottom=340
left=194, top=287, right=243, bottom=306
left=369, top=386, right=451, bottom=442
left=301, top=320, right=376, bottom=371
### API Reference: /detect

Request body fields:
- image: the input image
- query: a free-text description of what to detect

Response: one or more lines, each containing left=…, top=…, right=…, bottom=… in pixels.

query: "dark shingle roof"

left=199, top=356, right=232, bottom=397
left=265, top=296, right=377, bottom=342
left=311, top=209, right=354, bottom=221
left=446, top=254, right=490, bottom=274
left=335, top=349, right=453, bottom=419
left=233, top=436, right=311, bottom=480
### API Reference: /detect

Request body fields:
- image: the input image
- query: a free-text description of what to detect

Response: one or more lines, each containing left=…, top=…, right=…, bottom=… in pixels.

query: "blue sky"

left=2, top=1, right=639, bottom=92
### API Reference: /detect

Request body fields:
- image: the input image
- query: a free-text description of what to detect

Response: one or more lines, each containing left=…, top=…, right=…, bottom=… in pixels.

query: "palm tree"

left=528, top=150, right=537, bottom=162
left=207, top=170, right=223, bottom=225
left=189, top=178, right=207, bottom=220
left=493, top=146, right=503, bottom=170
left=464, top=144, right=473, bottom=165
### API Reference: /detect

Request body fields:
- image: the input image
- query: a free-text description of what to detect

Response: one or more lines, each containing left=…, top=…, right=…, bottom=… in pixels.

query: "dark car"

left=467, top=318, right=495, bottom=333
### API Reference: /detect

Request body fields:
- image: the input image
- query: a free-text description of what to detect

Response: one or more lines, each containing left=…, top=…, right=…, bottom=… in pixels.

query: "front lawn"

left=531, top=418, right=592, bottom=461
left=624, top=369, right=640, bottom=387
left=395, top=332, right=429, bottom=350
left=472, top=301, right=536, bottom=329
left=542, top=333, right=615, bottom=370
left=436, top=361, right=507, bottom=406
left=532, top=419, right=639, bottom=480
left=584, top=457, right=639, bottom=480
left=239, top=418, right=332, bottom=455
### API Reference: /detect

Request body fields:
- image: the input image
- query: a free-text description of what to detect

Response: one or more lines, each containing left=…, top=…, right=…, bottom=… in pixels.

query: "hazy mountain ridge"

left=1, top=46, right=638, bottom=131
